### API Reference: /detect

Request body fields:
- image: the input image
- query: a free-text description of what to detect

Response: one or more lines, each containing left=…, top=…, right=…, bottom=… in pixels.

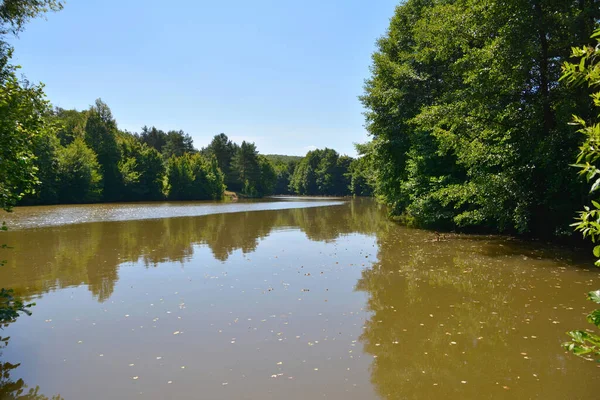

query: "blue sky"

left=11, top=0, right=398, bottom=156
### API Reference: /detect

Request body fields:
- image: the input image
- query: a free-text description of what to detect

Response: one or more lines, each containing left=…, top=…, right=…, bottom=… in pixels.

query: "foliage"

left=0, top=1, right=62, bottom=37
left=563, top=28, right=600, bottom=359
left=0, top=73, right=53, bottom=212
left=203, top=133, right=240, bottom=191
left=361, top=0, right=600, bottom=235
left=24, top=122, right=319, bottom=204
left=272, top=158, right=297, bottom=195
left=348, top=142, right=375, bottom=197
left=263, top=154, right=303, bottom=165
left=118, top=135, right=164, bottom=201
left=161, top=129, right=195, bottom=159
left=56, top=138, right=102, bottom=203
left=255, top=155, right=277, bottom=197
left=232, top=141, right=262, bottom=197
left=564, top=290, right=600, bottom=358
left=136, top=126, right=167, bottom=153
left=27, top=132, right=59, bottom=204
left=0, top=0, right=63, bottom=333
left=136, top=126, right=195, bottom=159
left=84, top=99, right=122, bottom=201
left=164, top=153, right=224, bottom=201
left=289, top=148, right=352, bottom=196
left=52, top=108, right=87, bottom=146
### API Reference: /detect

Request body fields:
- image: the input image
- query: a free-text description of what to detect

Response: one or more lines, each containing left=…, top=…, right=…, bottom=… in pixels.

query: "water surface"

left=0, top=198, right=599, bottom=399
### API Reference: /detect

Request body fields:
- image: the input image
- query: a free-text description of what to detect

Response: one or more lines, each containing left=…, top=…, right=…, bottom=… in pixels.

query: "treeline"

left=24, top=99, right=223, bottom=204
left=360, top=0, right=600, bottom=237
left=201, top=134, right=373, bottom=197
left=22, top=103, right=372, bottom=205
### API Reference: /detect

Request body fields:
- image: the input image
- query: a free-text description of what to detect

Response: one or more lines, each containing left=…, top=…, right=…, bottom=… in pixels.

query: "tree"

left=0, top=74, right=52, bottom=211
left=118, top=134, right=165, bottom=201
left=53, top=108, right=87, bottom=146
left=165, top=153, right=224, bottom=201
left=232, top=141, right=261, bottom=196
left=0, top=0, right=63, bottom=329
left=289, top=148, right=352, bottom=196
left=272, top=159, right=297, bottom=195
left=136, top=126, right=195, bottom=159
left=561, top=28, right=600, bottom=359
left=84, top=99, right=122, bottom=201
left=162, top=130, right=195, bottom=159
left=204, top=133, right=239, bottom=191
left=26, top=131, right=60, bottom=204
left=348, top=143, right=375, bottom=197
left=361, top=0, right=600, bottom=235
left=56, top=138, right=102, bottom=203
left=255, top=155, right=277, bottom=197
left=137, top=126, right=167, bottom=153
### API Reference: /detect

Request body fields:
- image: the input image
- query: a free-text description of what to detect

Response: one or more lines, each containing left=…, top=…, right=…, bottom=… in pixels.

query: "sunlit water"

left=0, top=198, right=599, bottom=399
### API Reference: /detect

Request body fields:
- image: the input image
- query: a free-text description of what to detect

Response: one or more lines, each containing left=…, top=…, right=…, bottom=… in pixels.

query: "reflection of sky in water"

left=1, top=199, right=599, bottom=400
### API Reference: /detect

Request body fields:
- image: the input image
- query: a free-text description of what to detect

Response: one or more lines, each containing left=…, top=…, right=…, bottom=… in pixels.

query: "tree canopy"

left=360, top=0, right=600, bottom=236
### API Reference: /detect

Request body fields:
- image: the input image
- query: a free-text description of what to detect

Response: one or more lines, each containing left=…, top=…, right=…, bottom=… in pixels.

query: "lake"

left=0, top=198, right=599, bottom=399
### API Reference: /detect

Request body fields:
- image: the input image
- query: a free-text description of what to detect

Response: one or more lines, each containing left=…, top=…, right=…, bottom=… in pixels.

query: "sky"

left=10, top=0, right=398, bottom=156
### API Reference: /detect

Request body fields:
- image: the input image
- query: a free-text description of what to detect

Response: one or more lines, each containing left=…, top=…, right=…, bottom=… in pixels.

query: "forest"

left=359, top=0, right=600, bottom=239
left=13, top=101, right=370, bottom=205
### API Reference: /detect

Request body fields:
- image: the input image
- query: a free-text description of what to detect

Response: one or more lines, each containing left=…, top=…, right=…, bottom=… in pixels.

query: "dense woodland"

left=14, top=102, right=368, bottom=205
left=359, top=0, right=600, bottom=238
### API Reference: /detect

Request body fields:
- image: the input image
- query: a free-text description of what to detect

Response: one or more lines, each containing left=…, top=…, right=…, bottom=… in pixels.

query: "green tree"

left=161, top=130, right=195, bottom=159
left=56, top=138, right=102, bottom=203
left=26, top=131, right=60, bottom=204
left=204, top=133, right=239, bottom=191
left=562, top=29, right=600, bottom=359
left=84, top=99, right=122, bottom=201
left=289, top=148, right=352, bottom=196
left=272, top=159, right=297, bottom=195
left=232, top=141, right=261, bottom=196
left=118, top=134, right=165, bottom=201
left=348, top=143, right=375, bottom=196
left=53, top=108, right=88, bottom=146
left=361, top=0, right=600, bottom=235
left=255, top=155, right=277, bottom=196
left=165, top=153, right=224, bottom=201
left=0, top=0, right=63, bottom=330
left=0, top=75, right=53, bottom=211
left=137, top=126, right=167, bottom=153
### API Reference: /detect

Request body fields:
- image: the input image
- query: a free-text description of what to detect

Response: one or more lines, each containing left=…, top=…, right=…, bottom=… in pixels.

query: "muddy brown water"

left=0, top=198, right=599, bottom=399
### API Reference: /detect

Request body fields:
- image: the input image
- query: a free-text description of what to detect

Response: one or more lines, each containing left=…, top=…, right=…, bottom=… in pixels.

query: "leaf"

left=588, top=309, right=600, bottom=327
left=588, top=290, right=600, bottom=304
left=591, top=178, right=600, bottom=193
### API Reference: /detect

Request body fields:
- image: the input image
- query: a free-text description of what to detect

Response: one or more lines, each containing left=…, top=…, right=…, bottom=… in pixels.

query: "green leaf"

left=588, top=290, right=600, bottom=304
left=588, top=309, right=600, bottom=327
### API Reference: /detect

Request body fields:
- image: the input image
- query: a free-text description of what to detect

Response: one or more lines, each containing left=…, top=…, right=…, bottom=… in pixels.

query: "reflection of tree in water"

left=356, top=228, right=597, bottom=399
left=0, top=336, right=62, bottom=400
left=0, top=199, right=385, bottom=304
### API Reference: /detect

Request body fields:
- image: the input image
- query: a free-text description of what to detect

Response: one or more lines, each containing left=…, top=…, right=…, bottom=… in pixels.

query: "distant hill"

left=264, top=154, right=303, bottom=164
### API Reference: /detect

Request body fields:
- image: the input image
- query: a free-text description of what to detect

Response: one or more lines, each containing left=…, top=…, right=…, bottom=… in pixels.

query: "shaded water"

left=0, top=198, right=599, bottom=399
